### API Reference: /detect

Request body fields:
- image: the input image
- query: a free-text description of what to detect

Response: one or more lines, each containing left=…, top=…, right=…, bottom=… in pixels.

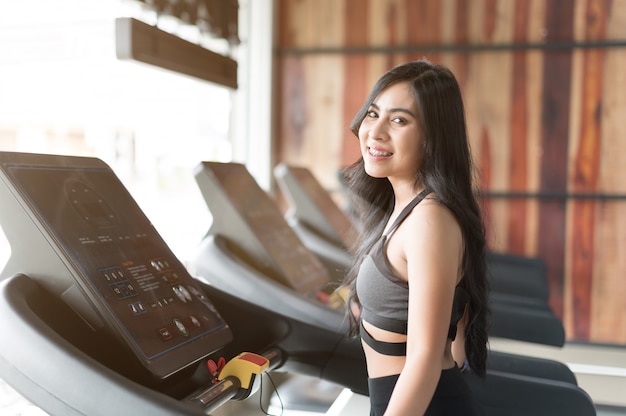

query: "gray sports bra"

left=355, top=190, right=468, bottom=356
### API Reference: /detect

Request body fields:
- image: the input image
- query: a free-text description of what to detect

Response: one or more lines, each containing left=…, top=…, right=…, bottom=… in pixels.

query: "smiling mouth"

left=368, top=147, right=393, bottom=157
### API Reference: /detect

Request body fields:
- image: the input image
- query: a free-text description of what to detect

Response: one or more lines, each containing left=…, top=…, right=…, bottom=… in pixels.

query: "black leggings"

left=368, top=365, right=482, bottom=415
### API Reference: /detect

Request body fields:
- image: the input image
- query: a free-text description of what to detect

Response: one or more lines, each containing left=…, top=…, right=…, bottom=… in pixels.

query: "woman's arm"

left=383, top=200, right=463, bottom=415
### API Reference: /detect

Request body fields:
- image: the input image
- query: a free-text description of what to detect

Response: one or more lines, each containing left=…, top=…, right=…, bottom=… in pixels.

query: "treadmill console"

left=194, top=162, right=329, bottom=294
left=0, top=152, right=232, bottom=379
left=274, top=163, right=356, bottom=249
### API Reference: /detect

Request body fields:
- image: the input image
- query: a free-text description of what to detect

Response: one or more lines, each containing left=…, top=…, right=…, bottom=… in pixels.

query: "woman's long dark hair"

left=342, top=59, right=489, bottom=378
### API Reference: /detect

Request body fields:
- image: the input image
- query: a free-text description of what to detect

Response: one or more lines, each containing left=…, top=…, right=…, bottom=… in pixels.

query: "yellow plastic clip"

left=217, top=352, right=270, bottom=389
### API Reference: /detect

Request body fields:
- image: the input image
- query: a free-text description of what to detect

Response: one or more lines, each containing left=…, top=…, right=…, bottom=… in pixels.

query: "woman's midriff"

left=362, top=319, right=456, bottom=378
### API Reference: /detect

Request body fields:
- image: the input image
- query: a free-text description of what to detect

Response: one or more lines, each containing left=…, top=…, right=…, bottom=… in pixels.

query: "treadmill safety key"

left=218, top=352, right=270, bottom=389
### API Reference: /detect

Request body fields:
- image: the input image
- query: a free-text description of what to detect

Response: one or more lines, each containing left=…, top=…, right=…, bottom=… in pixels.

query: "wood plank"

left=567, top=0, right=610, bottom=341
left=406, top=0, right=442, bottom=62
left=451, top=0, right=471, bottom=88
left=381, top=0, right=407, bottom=68
left=279, top=0, right=339, bottom=48
left=476, top=0, right=516, bottom=251
left=562, top=0, right=586, bottom=339
left=591, top=0, right=626, bottom=344
left=365, top=0, right=396, bottom=108
left=301, top=56, right=346, bottom=190
left=277, top=0, right=293, bottom=47
left=507, top=0, right=531, bottom=254
left=478, top=127, right=495, bottom=247
left=537, top=0, right=576, bottom=319
left=296, top=0, right=346, bottom=188
left=524, top=0, right=548, bottom=257
left=341, top=0, right=369, bottom=167
left=560, top=54, right=575, bottom=336
left=278, top=56, right=307, bottom=162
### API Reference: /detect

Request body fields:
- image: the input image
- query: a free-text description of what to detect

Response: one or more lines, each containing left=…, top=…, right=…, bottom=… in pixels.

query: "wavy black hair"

left=342, top=59, right=489, bottom=378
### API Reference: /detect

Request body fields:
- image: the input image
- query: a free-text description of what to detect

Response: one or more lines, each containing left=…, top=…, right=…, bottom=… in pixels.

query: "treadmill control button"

left=129, top=301, right=146, bottom=315
left=189, top=315, right=202, bottom=328
left=173, top=318, right=189, bottom=336
left=172, top=285, right=192, bottom=303
left=158, top=327, right=173, bottom=341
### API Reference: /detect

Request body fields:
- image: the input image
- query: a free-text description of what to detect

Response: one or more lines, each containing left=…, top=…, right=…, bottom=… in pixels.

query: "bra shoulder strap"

left=384, top=189, right=432, bottom=237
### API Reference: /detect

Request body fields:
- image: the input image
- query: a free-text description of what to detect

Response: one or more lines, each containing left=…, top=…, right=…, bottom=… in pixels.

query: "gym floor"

left=2, top=339, right=625, bottom=415
left=1, top=373, right=625, bottom=415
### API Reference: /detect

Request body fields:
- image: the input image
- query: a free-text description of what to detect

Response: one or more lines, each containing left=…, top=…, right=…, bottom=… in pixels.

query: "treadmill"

left=273, top=163, right=356, bottom=282
left=192, top=161, right=367, bottom=393
left=192, top=161, right=596, bottom=416
left=0, top=151, right=355, bottom=415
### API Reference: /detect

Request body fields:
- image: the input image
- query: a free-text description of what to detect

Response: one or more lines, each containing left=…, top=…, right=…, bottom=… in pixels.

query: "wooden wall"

left=275, top=0, right=626, bottom=346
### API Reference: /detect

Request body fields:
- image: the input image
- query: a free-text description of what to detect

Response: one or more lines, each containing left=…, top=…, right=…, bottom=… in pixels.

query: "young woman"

left=342, top=60, right=489, bottom=415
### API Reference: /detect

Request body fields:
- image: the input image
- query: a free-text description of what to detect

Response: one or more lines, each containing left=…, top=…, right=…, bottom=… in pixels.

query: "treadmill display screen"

left=196, top=162, right=329, bottom=294
left=1, top=154, right=232, bottom=379
left=280, top=165, right=355, bottom=248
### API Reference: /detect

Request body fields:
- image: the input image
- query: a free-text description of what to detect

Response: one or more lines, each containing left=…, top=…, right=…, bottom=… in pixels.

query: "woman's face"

left=358, top=81, right=423, bottom=184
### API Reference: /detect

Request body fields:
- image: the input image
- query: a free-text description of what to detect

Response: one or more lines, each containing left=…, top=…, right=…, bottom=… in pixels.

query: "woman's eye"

left=366, top=110, right=378, bottom=118
left=392, top=117, right=406, bottom=124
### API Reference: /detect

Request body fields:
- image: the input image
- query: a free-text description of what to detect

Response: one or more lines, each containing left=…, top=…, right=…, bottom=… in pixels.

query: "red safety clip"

left=207, top=357, right=226, bottom=384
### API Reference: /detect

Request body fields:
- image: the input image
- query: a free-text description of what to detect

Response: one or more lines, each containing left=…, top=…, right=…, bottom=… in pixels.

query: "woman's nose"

left=368, top=120, right=387, bottom=140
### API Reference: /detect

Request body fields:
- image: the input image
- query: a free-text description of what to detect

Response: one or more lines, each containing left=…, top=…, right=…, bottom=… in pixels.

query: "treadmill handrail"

left=193, top=234, right=352, bottom=333
left=0, top=274, right=264, bottom=416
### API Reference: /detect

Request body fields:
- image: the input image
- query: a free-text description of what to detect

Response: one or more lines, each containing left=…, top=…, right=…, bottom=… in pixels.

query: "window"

left=0, top=0, right=235, bottom=264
